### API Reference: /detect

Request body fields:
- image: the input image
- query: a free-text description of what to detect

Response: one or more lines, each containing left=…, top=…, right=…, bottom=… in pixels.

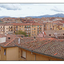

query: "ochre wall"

left=0, top=50, right=1, bottom=60
left=26, top=51, right=35, bottom=60
left=35, top=53, right=49, bottom=61
left=19, top=48, right=35, bottom=61
left=6, top=47, right=19, bottom=61
left=1, top=47, right=6, bottom=60
left=0, top=46, right=64, bottom=61
left=34, top=53, right=64, bottom=61
left=18, top=48, right=64, bottom=61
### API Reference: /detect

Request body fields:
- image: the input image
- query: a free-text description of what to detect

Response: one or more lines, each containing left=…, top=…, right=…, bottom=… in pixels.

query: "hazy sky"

left=0, top=4, right=64, bottom=17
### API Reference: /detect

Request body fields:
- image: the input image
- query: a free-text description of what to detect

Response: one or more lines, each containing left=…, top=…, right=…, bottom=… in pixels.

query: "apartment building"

left=43, top=22, right=53, bottom=31
left=12, top=23, right=44, bottom=36
left=0, top=23, right=13, bottom=34
left=0, top=34, right=64, bottom=61
left=43, top=21, right=64, bottom=31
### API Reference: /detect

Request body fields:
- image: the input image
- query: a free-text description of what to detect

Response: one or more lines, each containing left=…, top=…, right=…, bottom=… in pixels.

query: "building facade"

left=0, top=34, right=64, bottom=61
left=12, top=23, right=44, bottom=36
left=0, top=23, right=13, bottom=34
left=0, top=46, right=63, bottom=61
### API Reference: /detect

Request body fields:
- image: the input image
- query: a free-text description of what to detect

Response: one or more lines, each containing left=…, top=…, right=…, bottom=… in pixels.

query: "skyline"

left=0, top=4, right=64, bottom=17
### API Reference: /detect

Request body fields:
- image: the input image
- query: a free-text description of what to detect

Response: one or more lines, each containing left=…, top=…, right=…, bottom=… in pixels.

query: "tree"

left=15, top=30, right=27, bottom=37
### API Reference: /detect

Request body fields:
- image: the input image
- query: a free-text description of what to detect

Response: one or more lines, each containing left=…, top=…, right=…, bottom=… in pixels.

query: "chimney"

left=5, top=33, right=7, bottom=36
left=0, top=37, right=6, bottom=43
left=8, top=37, right=10, bottom=39
left=18, top=38, right=20, bottom=44
left=21, top=35, right=23, bottom=39
left=34, top=36, right=36, bottom=40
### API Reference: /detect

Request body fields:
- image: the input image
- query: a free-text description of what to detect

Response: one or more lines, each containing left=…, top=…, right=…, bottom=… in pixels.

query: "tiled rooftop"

left=0, top=34, right=64, bottom=59
left=12, top=23, right=43, bottom=26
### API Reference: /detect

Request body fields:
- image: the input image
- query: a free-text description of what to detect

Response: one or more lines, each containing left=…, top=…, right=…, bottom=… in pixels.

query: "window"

left=27, top=29, right=28, bottom=30
left=4, top=49, right=6, bottom=55
left=11, top=26, right=12, bottom=28
left=14, top=31, right=15, bottom=33
left=27, top=26, right=28, bottom=27
left=34, top=26, right=35, bottom=27
left=21, top=50, right=26, bottom=59
left=44, top=25, right=45, bottom=27
left=40, top=26, right=41, bottom=27
left=38, top=31, right=39, bottom=33
left=50, top=28, right=52, bottom=30
left=9, top=26, right=10, bottom=28
left=8, top=37, right=10, bottom=39
left=40, top=28, right=41, bottom=30
left=29, top=28, right=30, bottom=30
left=49, top=34, right=51, bottom=36
left=34, top=31, right=36, bottom=33
left=37, top=26, right=39, bottom=28
left=16, top=26, right=18, bottom=28
left=34, top=28, right=36, bottom=30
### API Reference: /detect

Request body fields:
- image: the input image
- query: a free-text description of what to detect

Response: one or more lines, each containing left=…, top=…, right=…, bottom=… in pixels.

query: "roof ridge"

left=4, top=37, right=16, bottom=46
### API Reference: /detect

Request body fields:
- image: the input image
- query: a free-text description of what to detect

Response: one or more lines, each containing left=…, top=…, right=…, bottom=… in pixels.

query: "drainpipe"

left=34, top=54, right=36, bottom=61
left=31, top=52, right=36, bottom=61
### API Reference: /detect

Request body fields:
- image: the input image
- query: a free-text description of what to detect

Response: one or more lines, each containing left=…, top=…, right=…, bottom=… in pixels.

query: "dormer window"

left=21, top=36, right=23, bottom=38
left=49, top=34, right=51, bottom=36
left=8, top=37, right=10, bottom=39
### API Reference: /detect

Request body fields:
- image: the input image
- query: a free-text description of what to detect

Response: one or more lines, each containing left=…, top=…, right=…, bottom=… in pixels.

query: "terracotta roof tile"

left=0, top=34, right=64, bottom=59
left=12, top=23, right=42, bottom=26
left=54, top=53, right=57, bottom=55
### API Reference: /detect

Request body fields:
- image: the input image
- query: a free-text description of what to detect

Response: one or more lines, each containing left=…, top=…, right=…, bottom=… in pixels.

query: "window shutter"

left=23, top=51, right=26, bottom=58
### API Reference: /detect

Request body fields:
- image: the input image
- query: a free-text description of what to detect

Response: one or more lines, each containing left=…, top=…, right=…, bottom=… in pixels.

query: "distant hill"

left=0, top=13, right=64, bottom=18
left=0, top=16, right=10, bottom=18
left=26, top=13, right=64, bottom=18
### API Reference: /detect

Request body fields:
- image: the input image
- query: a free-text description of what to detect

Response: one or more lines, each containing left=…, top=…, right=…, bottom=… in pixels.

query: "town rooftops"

left=0, top=34, right=64, bottom=59
left=0, top=23, right=13, bottom=26
left=12, top=23, right=43, bottom=26
left=60, top=21, right=64, bottom=23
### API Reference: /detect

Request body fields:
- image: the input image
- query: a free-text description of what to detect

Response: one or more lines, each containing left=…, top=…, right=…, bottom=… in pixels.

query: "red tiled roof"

left=0, top=23, right=12, bottom=26
left=0, top=34, right=64, bottom=59
left=4, top=37, right=16, bottom=46
left=12, top=23, right=43, bottom=26
left=60, top=21, right=64, bottom=23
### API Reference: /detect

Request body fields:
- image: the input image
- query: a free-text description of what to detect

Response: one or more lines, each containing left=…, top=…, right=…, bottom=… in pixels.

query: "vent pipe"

left=18, top=38, right=20, bottom=44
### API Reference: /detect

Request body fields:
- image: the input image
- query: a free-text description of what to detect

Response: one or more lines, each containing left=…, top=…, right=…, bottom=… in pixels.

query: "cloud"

left=51, top=9, right=64, bottom=12
left=0, top=4, right=22, bottom=10
left=51, top=6, right=64, bottom=12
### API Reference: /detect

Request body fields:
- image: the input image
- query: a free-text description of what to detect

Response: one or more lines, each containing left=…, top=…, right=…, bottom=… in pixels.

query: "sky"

left=0, top=4, right=64, bottom=17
